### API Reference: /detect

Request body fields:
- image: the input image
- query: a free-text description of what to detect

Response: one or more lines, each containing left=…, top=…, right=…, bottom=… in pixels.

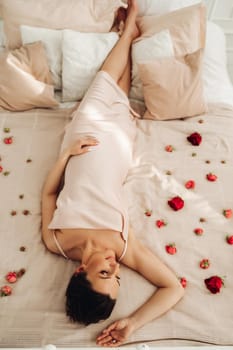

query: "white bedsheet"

left=0, top=104, right=233, bottom=347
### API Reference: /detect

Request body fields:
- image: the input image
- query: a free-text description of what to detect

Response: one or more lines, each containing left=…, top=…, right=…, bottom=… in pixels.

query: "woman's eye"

left=100, top=270, right=108, bottom=276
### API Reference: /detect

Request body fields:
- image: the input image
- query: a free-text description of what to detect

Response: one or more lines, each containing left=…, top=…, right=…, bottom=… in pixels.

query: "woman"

left=41, top=0, right=184, bottom=347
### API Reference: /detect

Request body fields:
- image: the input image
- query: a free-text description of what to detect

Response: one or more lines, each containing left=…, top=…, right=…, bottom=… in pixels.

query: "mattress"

left=0, top=103, right=233, bottom=347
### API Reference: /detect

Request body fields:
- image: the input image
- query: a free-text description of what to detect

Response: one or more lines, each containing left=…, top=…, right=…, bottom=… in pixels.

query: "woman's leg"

left=117, top=54, right=131, bottom=96
left=101, top=0, right=139, bottom=86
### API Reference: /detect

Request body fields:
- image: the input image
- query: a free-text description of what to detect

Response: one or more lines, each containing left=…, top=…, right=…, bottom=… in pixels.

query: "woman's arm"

left=97, top=229, right=184, bottom=347
left=41, top=136, right=99, bottom=250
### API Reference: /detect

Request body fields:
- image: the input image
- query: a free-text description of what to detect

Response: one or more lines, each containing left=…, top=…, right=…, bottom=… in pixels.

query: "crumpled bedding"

left=0, top=104, right=232, bottom=347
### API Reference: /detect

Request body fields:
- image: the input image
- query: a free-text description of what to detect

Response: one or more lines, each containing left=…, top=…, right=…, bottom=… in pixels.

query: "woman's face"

left=82, top=250, right=121, bottom=299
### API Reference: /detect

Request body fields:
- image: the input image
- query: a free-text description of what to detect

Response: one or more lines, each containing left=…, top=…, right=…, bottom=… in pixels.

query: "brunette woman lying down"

left=41, top=1, right=184, bottom=346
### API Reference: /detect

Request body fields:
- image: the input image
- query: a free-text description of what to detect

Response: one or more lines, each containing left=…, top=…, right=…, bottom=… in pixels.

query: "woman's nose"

left=109, top=262, right=119, bottom=273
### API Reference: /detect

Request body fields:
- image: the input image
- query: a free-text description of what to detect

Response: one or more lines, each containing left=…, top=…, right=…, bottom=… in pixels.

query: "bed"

left=0, top=0, right=233, bottom=348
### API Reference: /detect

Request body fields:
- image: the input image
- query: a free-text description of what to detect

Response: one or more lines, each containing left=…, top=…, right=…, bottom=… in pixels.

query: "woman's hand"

left=96, top=318, right=135, bottom=347
left=67, top=136, right=99, bottom=157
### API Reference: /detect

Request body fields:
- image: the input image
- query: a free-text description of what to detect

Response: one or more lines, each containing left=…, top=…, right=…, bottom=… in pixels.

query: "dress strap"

left=53, top=230, right=69, bottom=260
left=118, top=209, right=129, bottom=262
left=118, top=239, right=128, bottom=262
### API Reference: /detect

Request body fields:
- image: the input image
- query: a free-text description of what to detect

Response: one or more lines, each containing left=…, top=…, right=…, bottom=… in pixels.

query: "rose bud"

left=204, top=275, right=224, bottom=294
left=226, top=235, right=233, bottom=245
left=1, top=285, right=12, bottom=296
left=5, top=271, right=17, bottom=283
left=187, top=132, right=202, bottom=146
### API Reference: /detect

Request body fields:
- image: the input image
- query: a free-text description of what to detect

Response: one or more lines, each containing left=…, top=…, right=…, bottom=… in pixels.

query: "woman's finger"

left=103, top=321, right=118, bottom=333
left=96, top=335, right=113, bottom=345
left=97, top=323, right=118, bottom=341
left=81, top=140, right=99, bottom=149
left=82, top=136, right=99, bottom=143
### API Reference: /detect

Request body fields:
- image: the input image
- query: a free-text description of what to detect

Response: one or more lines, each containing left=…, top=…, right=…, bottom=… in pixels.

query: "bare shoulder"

left=121, top=227, right=149, bottom=269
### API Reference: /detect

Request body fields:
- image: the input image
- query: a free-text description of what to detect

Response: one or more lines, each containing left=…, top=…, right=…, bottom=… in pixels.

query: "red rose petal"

left=194, top=228, right=204, bottom=236
left=226, top=235, right=233, bottom=245
left=179, top=277, right=187, bottom=288
left=206, top=173, right=218, bottom=182
left=168, top=196, right=184, bottom=211
left=165, top=145, right=174, bottom=152
left=156, top=219, right=166, bottom=228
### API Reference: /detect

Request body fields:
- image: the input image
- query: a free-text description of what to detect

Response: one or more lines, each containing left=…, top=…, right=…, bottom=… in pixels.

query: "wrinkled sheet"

left=0, top=105, right=233, bottom=347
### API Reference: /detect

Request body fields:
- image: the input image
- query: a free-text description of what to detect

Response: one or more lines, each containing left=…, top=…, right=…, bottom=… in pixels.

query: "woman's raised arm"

left=97, top=229, right=184, bottom=347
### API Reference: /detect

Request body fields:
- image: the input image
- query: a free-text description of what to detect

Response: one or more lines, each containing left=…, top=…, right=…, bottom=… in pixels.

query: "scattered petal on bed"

left=3, top=136, right=13, bottom=145
left=144, top=209, right=152, bottom=217
left=165, top=145, right=175, bottom=152
left=22, top=210, right=31, bottom=216
left=19, top=246, right=27, bottom=252
left=168, top=196, right=184, bottom=211
left=226, top=235, right=233, bottom=245
left=185, top=180, right=195, bottom=189
left=179, top=277, right=187, bottom=288
left=199, top=217, right=207, bottom=223
left=187, top=132, right=202, bottom=146
left=206, top=172, right=218, bottom=182
left=223, top=209, right=232, bottom=219
left=156, top=219, right=167, bottom=228
left=0, top=285, right=12, bottom=297
left=5, top=272, right=17, bottom=283
left=200, top=259, right=210, bottom=269
left=165, top=243, right=177, bottom=255
left=16, top=268, right=26, bottom=278
left=204, top=275, right=225, bottom=294
left=194, top=228, right=204, bottom=236
left=3, top=127, right=11, bottom=133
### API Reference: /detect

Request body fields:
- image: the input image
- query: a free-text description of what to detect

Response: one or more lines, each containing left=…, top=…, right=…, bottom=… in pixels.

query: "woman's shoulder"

left=121, top=227, right=145, bottom=267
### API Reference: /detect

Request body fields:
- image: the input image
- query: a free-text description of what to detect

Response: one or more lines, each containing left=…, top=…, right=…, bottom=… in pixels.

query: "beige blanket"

left=0, top=105, right=233, bottom=347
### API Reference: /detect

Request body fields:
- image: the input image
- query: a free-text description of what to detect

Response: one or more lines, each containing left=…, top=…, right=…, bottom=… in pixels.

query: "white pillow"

left=136, top=0, right=202, bottom=16
left=203, top=21, right=233, bottom=107
left=130, top=29, right=174, bottom=101
left=62, top=30, right=119, bottom=102
left=0, top=19, right=5, bottom=47
left=20, top=25, right=62, bottom=90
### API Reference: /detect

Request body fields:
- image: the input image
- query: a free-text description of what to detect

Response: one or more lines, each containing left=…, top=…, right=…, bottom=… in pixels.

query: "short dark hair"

left=65, top=271, right=116, bottom=325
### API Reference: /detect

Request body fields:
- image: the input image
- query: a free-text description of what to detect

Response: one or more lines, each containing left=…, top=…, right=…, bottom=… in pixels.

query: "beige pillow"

left=0, top=41, right=59, bottom=111
left=138, top=49, right=207, bottom=120
left=136, top=3, right=206, bottom=56
left=130, top=3, right=207, bottom=102
left=2, top=0, right=126, bottom=49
